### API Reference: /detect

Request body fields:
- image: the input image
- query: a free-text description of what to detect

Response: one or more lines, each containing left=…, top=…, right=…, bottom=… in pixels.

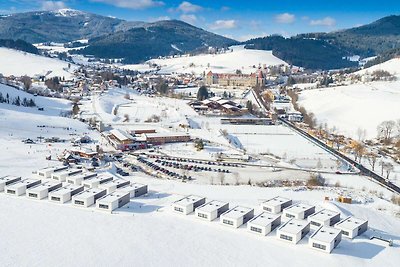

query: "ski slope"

left=357, top=58, right=400, bottom=77
left=0, top=48, right=78, bottom=79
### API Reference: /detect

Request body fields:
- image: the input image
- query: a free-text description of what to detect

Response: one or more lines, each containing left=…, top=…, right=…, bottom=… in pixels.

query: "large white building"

left=117, top=183, right=148, bottom=198
left=334, top=216, right=368, bottom=239
left=308, top=209, right=341, bottom=228
left=72, top=188, right=107, bottom=207
left=5, top=179, right=41, bottom=196
left=220, top=206, right=254, bottom=228
left=26, top=181, right=62, bottom=200
left=247, top=212, right=281, bottom=236
left=98, top=179, right=130, bottom=194
left=0, top=175, right=21, bottom=192
left=66, top=172, right=97, bottom=185
left=82, top=173, right=114, bottom=189
left=51, top=169, right=82, bottom=182
left=309, top=226, right=342, bottom=253
left=283, top=203, right=315, bottom=220
left=195, top=200, right=229, bottom=221
left=96, top=192, right=131, bottom=212
left=172, top=195, right=206, bottom=215
left=48, top=184, right=84, bottom=203
left=36, top=166, right=68, bottom=179
left=277, top=218, right=310, bottom=244
left=261, top=196, right=292, bottom=214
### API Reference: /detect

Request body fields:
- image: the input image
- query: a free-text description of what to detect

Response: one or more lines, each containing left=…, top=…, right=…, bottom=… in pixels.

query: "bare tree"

left=233, top=172, right=240, bottom=185
left=218, top=172, right=225, bottom=185
left=381, top=162, right=394, bottom=180
left=356, top=127, right=366, bottom=142
left=366, top=152, right=378, bottom=171
left=20, top=76, right=32, bottom=91
left=377, top=120, right=396, bottom=143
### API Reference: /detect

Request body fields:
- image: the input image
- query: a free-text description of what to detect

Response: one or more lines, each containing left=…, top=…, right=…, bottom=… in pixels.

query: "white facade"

left=308, top=209, right=341, bottom=228
left=334, top=216, right=368, bottom=239
left=172, top=195, right=206, bottom=215
left=283, top=203, right=315, bottom=220
left=195, top=200, right=229, bottom=221
left=82, top=173, right=114, bottom=189
left=96, top=192, right=130, bottom=212
left=72, top=188, right=107, bottom=207
left=48, top=184, right=84, bottom=203
left=0, top=175, right=21, bottom=192
left=98, top=179, right=130, bottom=194
left=220, top=206, right=254, bottom=228
left=117, top=183, right=148, bottom=198
left=261, top=196, right=292, bottom=214
left=26, top=181, right=62, bottom=200
left=247, top=212, right=281, bottom=236
left=4, top=179, right=41, bottom=196
left=66, top=172, right=97, bottom=185
left=37, top=166, right=68, bottom=179
left=309, top=226, right=342, bottom=253
left=51, top=169, right=82, bottom=182
left=277, top=218, right=310, bottom=244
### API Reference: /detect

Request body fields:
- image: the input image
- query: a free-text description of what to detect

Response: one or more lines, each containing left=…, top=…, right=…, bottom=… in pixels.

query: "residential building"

left=334, top=216, right=368, bottom=239
left=195, top=200, right=229, bottom=221
left=247, top=212, right=281, bottom=236
left=261, top=196, right=292, bottom=214
left=172, top=195, right=206, bottom=215
left=48, top=184, right=84, bottom=203
left=220, top=206, right=254, bottom=228
left=309, top=226, right=342, bottom=253
left=277, top=218, right=310, bottom=244
left=283, top=203, right=315, bottom=220
left=308, top=209, right=341, bottom=228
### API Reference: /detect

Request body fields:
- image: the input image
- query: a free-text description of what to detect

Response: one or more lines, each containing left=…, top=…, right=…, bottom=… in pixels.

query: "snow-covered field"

left=357, top=58, right=400, bottom=77
left=0, top=48, right=78, bottom=79
left=145, top=45, right=287, bottom=75
left=298, top=81, right=400, bottom=139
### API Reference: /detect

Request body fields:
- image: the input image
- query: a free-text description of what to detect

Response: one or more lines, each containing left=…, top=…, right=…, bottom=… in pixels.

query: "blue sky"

left=1, top=0, right=399, bottom=40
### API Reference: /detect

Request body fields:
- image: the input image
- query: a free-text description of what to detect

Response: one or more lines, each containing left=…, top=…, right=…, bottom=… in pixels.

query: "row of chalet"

left=104, top=129, right=191, bottom=151
left=189, top=96, right=247, bottom=115
left=205, top=70, right=266, bottom=88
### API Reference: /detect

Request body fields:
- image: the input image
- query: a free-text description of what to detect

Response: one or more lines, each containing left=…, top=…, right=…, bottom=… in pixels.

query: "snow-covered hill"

left=0, top=48, right=78, bottom=79
left=134, top=45, right=287, bottom=75
left=357, top=58, right=400, bottom=77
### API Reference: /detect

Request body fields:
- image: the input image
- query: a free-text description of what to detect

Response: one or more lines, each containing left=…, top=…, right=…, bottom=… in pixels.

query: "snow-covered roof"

left=174, top=195, right=205, bottom=207
left=284, top=203, right=315, bottom=214
left=309, top=226, right=341, bottom=243
left=308, top=209, right=340, bottom=222
left=196, top=200, right=228, bottom=213
left=50, top=184, right=84, bottom=195
left=74, top=188, right=106, bottom=199
left=278, top=219, right=309, bottom=234
left=97, top=192, right=130, bottom=203
left=262, top=196, right=291, bottom=207
left=110, top=129, right=134, bottom=141
left=248, top=212, right=280, bottom=227
left=222, top=206, right=253, bottom=220
left=335, top=216, right=368, bottom=230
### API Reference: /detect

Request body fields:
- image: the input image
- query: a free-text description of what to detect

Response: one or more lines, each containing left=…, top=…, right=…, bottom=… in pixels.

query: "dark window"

left=312, top=243, right=326, bottom=250
left=198, top=213, right=208, bottom=219
left=250, top=226, right=262, bottom=233
left=223, top=219, right=234, bottom=225
left=75, top=200, right=85, bottom=205
left=99, top=204, right=109, bottom=209
left=51, top=196, right=61, bottom=201
left=174, top=207, right=184, bottom=213
left=280, top=234, right=293, bottom=241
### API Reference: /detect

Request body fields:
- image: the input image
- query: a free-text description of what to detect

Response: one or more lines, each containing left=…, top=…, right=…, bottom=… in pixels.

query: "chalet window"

left=250, top=226, right=262, bottom=233
left=342, top=230, right=349, bottom=236
left=223, top=219, right=234, bottom=225
left=174, top=207, right=184, bottom=213
left=198, top=213, right=208, bottom=219
left=75, top=200, right=85, bottom=205
left=286, top=213, right=294, bottom=218
left=28, top=193, right=37, bottom=198
left=280, top=234, right=293, bottom=241
left=99, top=204, right=109, bottom=209
left=311, top=221, right=321, bottom=226
left=7, top=189, right=15, bottom=194
left=312, top=243, right=326, bottom=250
left=51, top=196, right=61, bottom=201
left=264, top=207, right=272, bottom=212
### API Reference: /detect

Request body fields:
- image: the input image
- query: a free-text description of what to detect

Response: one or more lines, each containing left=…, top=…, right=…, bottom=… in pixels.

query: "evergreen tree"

left=197, top=86, right=209, bottom=100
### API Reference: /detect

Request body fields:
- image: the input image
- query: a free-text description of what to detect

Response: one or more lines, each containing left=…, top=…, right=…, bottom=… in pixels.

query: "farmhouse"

left=98, top=179, right=130, bottom=194
left=48, top=184, right=84, bottom=203
left=144, top=132, right=191, bottom=145
left=247, top=212, right=281, bottom=236
left=26, top=181, right=62, bottom=199
left=72, top=188, right=107, bottom=207
left=172, top=195, right=206, bottom=215
left=283, top=203, right=315, bottom=220
left=0, top=175, right=21, bottom=192
left=334, top=216, right=368, bottom=239
left=308, top=209, right=341, bottom=228
left=117, top=183, right=148, bottom=198
left=37, top=166, right=68, bottom=178
left=96, top=192, right=130, bottom=212
left=220, top=206, right=254, bottom=228
left=309, top=226, right=342, bottom=253
left=5, top=179, right=41, bottom=196
left=261, top=196, right=292, bottom=214
left=51, top=169, right=82, bottom=182
left=66, top=172, right=97, bottom=185
left=82, top=173, right=114, bottom=189
left=195, top=200, right=229, bottom=221
left=277, top=218, right=310, bottom=244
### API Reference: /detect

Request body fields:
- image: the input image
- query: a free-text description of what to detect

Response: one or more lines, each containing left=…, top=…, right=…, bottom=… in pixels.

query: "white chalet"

left=334, top=216, right=368, bottom=239
left=309, top=226, right=342, bottom=253
left=261, top=196, right=292, bottom=214
left=277, top=218, right=310, bottom=244
left=247, top=212, right=281, bottom=236
left=195, top=200, right=229, bottom=221
left=283, top=203, right=315, bottom=220
left=48, top=184, right=84, bottom=203
left=172, top=195, right=206, bottom=215
left=308, top=209, right=341, bottom=228
left=220, top=206, right=254, bottom=228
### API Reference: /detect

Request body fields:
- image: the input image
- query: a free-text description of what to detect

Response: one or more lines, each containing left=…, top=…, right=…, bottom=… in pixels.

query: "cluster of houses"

left=172, top=195, right=368, bottom=254
left=0, top=166, right=148, bottom=212
left=189, top=96, right=248, bottom=115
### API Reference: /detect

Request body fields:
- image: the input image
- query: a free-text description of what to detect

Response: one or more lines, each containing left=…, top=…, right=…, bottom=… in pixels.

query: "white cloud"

left=176, top=1, right=202, bottom=13
left=180, top=14, right=197, bottom=24
left=209, top=20, right=237, bottom=30
left=41, top=1, right=67, bottom=11
left=237, top=33, right=267, bottom=42
left=310, top=17, right=336, bottom=27
left=275, top=13, right=295, bottom=24
left=90, top=0, right=164, bottom=9
left=149, top=16, right=170, bottom=22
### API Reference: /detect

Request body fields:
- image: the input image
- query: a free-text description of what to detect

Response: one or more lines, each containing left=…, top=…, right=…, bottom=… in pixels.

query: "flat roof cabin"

left=117, top=183, right=148, bottom=198
left=98, top=179, right=130, bottom=194
left=72, top=188, right=107, bottom=207
left=0, top=176, right=21, bottom=192
left=261, top=196, right=292, bottom=214
left=334, top=216, right=368, bottom=239
left=283, top=203, right=315, bottom=220
left=195, top=200, right=229, bottom=221
left=5, top=179, right=41, bottom=196
left=82, top=173, right=114, bottom=189
left=277, top=218, right=310, bottom=244
left=308, top=209, right=341, bottom=228
left=48, top=184, right=84, bottom=203
left=96, top=192, right=130, bottom=212
left=37, top=166, right=68, bottom=178
left=172, top=195, right=206, bottom=215
left=66, top=172, right=97, bottom=185
left=26, top=181, right=62, bottom=199
left=51, top=169, right=83, bottom=182
left=220, top=206, right=254, bottom=228
left=309, top=226, right=342, bottom=253
left=247, top=212, right=281, bottom=236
